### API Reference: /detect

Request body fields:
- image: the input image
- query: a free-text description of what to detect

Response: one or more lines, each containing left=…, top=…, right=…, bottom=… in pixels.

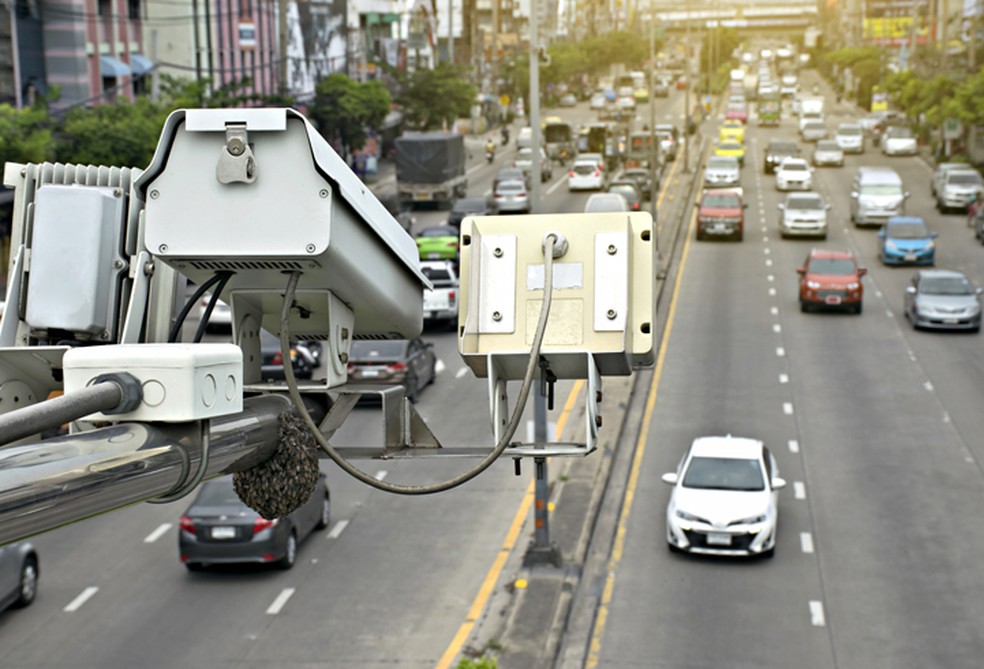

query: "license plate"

left=428, top=252, right=442, bottom=259
left=706, top=533, right=732, bottom=546
left=904, top=254, right=917, bottom=262
left=944, top=318, right=959, bottom=324
left=713, top=224, right=726, bottom=232
left=413, top=192, right=432, bottom=201
left=211, top=526, right=236, bottom=539
left=362, top=369, right=380, bottom=378
left=825, top=296, right=842, bottom=305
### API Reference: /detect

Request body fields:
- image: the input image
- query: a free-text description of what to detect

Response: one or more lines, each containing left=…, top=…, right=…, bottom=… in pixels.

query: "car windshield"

left=808, top=258, right=856, bottom=275
left=816, top=141, right=839, bottom=151
left=419, top=227, right=456, bottom=238
left=707, top=158, right=737, bottom=169
left=350, top=341, right=407, bottom=358
left=782, top=162, right=808, bottom=172
left=586, top=195, right=626, bottom=212
left=682, top=457, right=765, bottom=491
left=949, top=173, right=983, bottom=185
left=609, top=185, right=637, bottom=198
left=863, top=184, right=903, bottom=196
left=497, top=182, right=525, bottom=193
left=921, top=277, right=974, bottom=296
left=887, top=127, right=914, bottom=138
left=887, top=222, right=930, bottom=238
left=788, top=196, right=823, bottom=210
left=702, top=194, right=741, bottom=208
left=195, top=478, right=243, bottom=506
left=838, top=126, right=862, bottom=136
left=573, top=164, right=597, bottom=175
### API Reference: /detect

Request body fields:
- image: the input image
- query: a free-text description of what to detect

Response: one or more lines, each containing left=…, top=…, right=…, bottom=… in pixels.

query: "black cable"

left=167, top=271, right=231, bottom=343
left=193, top=271, right=235, bottom=343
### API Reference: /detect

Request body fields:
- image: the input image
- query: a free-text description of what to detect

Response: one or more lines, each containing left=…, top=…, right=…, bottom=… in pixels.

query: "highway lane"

left=591, top=82, right=984, bottom=668
left=0, top=92, right=686, bottom=667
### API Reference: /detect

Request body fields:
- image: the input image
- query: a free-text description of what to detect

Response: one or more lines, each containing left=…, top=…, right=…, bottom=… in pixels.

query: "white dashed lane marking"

left=776, top=347, right=786, bottom=357
left=64, top=587, right=99, bottom=612
left=788, top=439, right=800, bottom=453
left=800, top=532, right=815, bottom=554
left=771, top=307, right=779, bottom=315
left=810, top=601, right=827, bottom=626
left=266, top=588, right=296, bottom=615
left=773, top=324, right=782, bottom=333
left=794, top=481, right=806, bottom=499
left=144, top=523, right=172, bottom=543
left=783, top=402, right=794, bottom=415
left=327, top=520, right=349, bottom=539
left=435, top=359, right=446, bottom=374
left=455, top=367, right=469, bottom=379
left=779, top=373, right=789, bottom=384
left=769, top=288, right=777, bottom=296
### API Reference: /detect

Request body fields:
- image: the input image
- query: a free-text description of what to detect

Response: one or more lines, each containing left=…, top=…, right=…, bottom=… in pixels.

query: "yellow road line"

left=586, top=206, right=697, bottom=668
left=436, top=145, right=687, bottom=669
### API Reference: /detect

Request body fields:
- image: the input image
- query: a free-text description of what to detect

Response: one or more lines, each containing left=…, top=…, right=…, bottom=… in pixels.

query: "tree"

left=308, top=74, right=391, bottom=154
left=0, top=103, right=56, bottom=165
left=393, top=63, right=475, bottom=131
left=822, top=47, right=882, bottom=108
left=57, top=96, right=167, bottom=168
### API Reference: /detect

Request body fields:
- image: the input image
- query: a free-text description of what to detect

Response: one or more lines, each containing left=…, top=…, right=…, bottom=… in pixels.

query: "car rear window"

left=421, top=266, right=453, bottom=282
left=838, top=126, right=862, bottom=136
left=816, top=141, right=839, bottom=150
left=498, top=182, right=524, bottom=193
left=573, top=164, right=596, bottom=175
left=195, top=478, right=243, bottom=506
left=419, top=227, right=456, bottom=238
left=922, top=277, right=974, bottom=295
left=351, top=341, right=408, bottom=358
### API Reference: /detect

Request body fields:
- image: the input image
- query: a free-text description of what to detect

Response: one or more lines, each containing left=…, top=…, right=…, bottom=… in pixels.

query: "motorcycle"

left=485, top=146, right=495, bottom=164
left=501, top=127, right=510, bottom=145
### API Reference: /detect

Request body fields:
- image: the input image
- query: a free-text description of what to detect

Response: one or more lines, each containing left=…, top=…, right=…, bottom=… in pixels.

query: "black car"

left=764, top=140, right=801, bottom=175
left=447, top=197, right=496, bottom=227
left=619, top=168, right=656, bottom=200
left=179, top=474, right=330, bottom=571
left=607, top=180, right=643, bottom=211
left=260, top=329, right=319, bottom=381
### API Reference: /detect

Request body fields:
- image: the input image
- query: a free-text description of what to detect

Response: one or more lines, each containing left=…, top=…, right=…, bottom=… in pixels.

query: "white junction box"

left=64, top=344, right=243, bottom=422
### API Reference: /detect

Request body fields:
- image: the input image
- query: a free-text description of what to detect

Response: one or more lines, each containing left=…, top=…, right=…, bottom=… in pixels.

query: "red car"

left=725, top=102, right=748, bottom=124
left=695, top=188, right=746, bottom=241
left=796, top=248, right=867, bottom=314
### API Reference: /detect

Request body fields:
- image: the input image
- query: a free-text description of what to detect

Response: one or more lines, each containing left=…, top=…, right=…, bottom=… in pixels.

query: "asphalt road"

left=0, top=92, right=688, bottom=667
left=589, top=74, right=984, bottom=668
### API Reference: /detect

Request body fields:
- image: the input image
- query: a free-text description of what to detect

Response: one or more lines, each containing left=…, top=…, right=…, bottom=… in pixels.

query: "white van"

left=850, top=166, right=910, bottom=226
left=517, top=127, right=533, bottom=150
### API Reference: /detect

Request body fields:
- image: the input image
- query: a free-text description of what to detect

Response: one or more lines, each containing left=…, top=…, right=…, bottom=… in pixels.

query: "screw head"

left=339, top=352, right=349, bottom=364
left=150, top=190, right=160, bottom=199
left=606, top=309, right=617, bottom=320
left=113, top=188, right=123, bottom=198
left=607, top=244, right=618, bottom=255
left=595, top=415, right=603, bottom=428
left=306, top=244, right=316, bottom=253
left=493, top=247, right=503, bottom=258
left=319, top=189, right=329, bottom=198
left=158, top=244, right=168, bottom=253
left=227, top=137, right=246, bottom=156
left=492, top=311, right=502, bottom=321
left=113, top=259, right=125, bottom=269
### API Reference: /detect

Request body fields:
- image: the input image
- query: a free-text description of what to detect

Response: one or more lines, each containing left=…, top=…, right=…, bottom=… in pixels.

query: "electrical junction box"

left=457, top=212, right=656, bottom=381
left=63, top=344, right=243, bottom=422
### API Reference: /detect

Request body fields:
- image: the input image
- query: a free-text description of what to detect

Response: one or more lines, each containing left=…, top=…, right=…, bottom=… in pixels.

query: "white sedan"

left=775, top=157, right=814, bottom=191
left=568, top=160, right=605, bottom=191
left=663, top=436, right=785, bottom=557
left=882, top=126, right=918, bottom=156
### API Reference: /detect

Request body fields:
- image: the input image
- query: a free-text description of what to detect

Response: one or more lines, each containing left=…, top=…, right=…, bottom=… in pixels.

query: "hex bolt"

left=319, top=189, right=329, bottom=198
left=113, top=188, right=122, bottom=198
left=150, top=190, right=160, bottom=199
left=596, top=390, right=603, bottom=403
left=607, top=244, right=618, bottom=255
left=606, top=309, right=617, bottom=320
left=339, top=352, right=349, bottom=364
left=492, top=311, right=502, bottom=321
left=306, top=244, right=316, bottom=253
left=595, top=415, right=604, bottom=428
left=493, top=247, right=503, bottom=258
left=100, top=331, right=110, bottom=340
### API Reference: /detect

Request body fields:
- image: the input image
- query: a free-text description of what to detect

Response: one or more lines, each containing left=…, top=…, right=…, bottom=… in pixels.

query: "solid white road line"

left=788, top=439, right=800, bottom=453
left=779, top=373, right=789, bottom=384
left=794, top=481, right=807, bottom=500
left=327, top=520, right=349, bottom=539
left=455, top=367, right=469, bottom=379
left=810, top=600, right=827, bottom=626
left=546, top=176, right=567, bottom=196
left=64, top=587, right=99, bottom=612
left=266, top=588, right=296, bottom=615
left=783, top=402, right=794, bottom=415
left=144, top=523, right=172, bottom=544
left=800, top=532, right=815, bottom=554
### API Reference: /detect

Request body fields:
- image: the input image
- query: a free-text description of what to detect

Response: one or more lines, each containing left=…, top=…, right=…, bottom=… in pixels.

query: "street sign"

left=500, top=94, right=510, bottom=107
left=943, top=119, right=962, bottom=140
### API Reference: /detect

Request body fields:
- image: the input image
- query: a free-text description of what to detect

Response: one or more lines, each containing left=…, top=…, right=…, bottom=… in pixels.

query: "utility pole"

left=524, top=0, right=560, bottom=569
left=278, top=0, right=288, bottom=94
left=491, top=0, right=498, bottom=92
left=684, top=14, right=691, bottom=174
left=449, top=0, right=455, bottom=64
left=648, top=0, right=658, bottom=207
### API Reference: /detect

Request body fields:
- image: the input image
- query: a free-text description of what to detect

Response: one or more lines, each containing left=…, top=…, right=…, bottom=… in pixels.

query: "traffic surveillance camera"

left=135, top=109, right=430, bottom=367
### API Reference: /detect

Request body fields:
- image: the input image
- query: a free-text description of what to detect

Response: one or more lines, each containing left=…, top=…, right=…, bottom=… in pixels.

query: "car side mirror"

left=859, top=268, right=868, bottom=277
left=850, top=191, right=859, bottom=198
left=825, top=204, right=832, bottom=210
left=777, top=203, right=785, bottom=210
left=976, top=287, right=983, bottom=295
left=877, top=228, right=885, bottom=238
left=904, top=191, right=911, bottom=199
left=931, top=232, right=939, bottom=238
left=743, top=203, right=749, bottom=209
left=906, top=286, right=917, bottom=294
left=772, top=477, right=787, bottom=491
left=661, top=472, right=678, bottom=485
left=796, top=267, right=806, bottom=275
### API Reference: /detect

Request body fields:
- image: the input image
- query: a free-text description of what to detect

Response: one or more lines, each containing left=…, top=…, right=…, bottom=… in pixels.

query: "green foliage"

left=0, top=103, right=56, bottom=165
left=823, top=47, right=882, bottom=110
left=454, top=655, right=497, bottom=669
left=309, top=73, right=391, bottom=151
left=393, top=63, right=475, bottom=131
left=58, top=96, right=167, bottom=168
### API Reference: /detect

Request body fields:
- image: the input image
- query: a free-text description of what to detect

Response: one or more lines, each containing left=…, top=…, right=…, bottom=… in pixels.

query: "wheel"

left=428, top=359, right=437, bottom=384
left=667, top=542, right=682, bottom=554
left=760, top=546, right=776, bottom=559
left=184, top=562, right=205, bottom=572
left=315, top=495, right=331, bottom=530
left=12, top=557, right=38, bottom=608
left=852, top=302, right=863, bottom=315
left=696, top=230, right=705, bottom=241
left=276, top=530, right=298, bottom=570
left=734, top=230, right=744, bottom=242
left=800, top=300, right=809, bottom=313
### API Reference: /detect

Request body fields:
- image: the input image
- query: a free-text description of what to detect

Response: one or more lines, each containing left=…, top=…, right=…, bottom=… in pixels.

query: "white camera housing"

left=135, top=108, right=429, bottom=344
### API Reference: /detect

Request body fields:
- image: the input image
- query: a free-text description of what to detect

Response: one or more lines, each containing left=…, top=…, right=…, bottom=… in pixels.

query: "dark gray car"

left=0, top=542, right=38, bottom=612
left=179, top=474, right=330, bottom=571
left=346, top=338, right=437, bottom=403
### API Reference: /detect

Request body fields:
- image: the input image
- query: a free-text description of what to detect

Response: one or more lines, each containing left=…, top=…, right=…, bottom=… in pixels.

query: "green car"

left=416, top=226, right=460, bottom=262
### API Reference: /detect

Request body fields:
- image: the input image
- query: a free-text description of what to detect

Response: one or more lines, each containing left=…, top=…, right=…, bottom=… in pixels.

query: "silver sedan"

left=904, top=269, right=982, bottom=332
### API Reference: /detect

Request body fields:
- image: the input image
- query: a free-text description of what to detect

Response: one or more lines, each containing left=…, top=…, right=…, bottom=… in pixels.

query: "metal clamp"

left=148, top=421, right=211, bottom=504
left=216, top=123, right=257, bottom=184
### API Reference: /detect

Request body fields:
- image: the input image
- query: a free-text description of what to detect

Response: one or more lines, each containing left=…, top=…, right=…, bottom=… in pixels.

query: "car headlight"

left=885, top=239, right=899, bottom=251
left=846, top=282, right=860, bottom=290
left=807, top=280, right=821, bottom=289
left=676, top=510, right=705, bottom=523
left=925, top=239, right=935, bottom=250
left=734, top=514, right=767, bottom=525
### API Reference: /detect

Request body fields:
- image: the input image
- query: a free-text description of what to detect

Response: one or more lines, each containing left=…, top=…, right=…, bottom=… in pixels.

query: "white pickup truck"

left=420, top=260, right=459, bottom=329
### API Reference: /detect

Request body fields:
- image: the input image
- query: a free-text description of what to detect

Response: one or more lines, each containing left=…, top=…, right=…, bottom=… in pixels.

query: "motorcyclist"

left=501, top=126, right=510, bottom=145
left=485, top=137, right=496, bottom=163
